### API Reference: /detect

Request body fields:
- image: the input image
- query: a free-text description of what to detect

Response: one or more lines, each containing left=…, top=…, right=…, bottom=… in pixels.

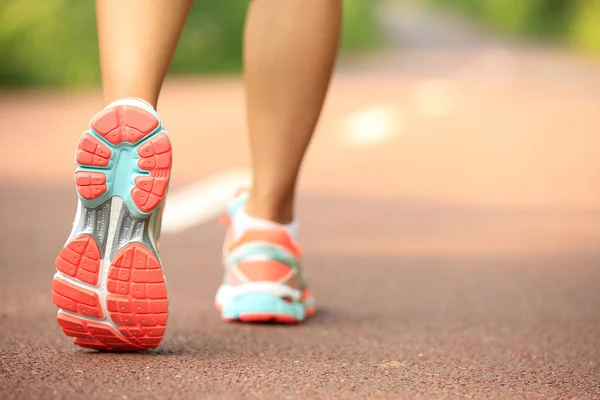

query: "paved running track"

left=2, top=9, right=600, bottom=399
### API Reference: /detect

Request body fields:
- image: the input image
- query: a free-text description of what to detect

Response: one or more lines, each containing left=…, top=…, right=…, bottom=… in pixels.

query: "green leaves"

left=0, top=0, right=381, bottom=87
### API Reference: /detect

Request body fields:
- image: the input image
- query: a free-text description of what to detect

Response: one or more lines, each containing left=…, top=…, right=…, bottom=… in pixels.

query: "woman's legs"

left=85, top=0, right=341, bottom=328
left=217, top=0, right=341, bottom=323
left=243, top=0, right=342, bottom=223
left=96, top=0, right=193, bottom=107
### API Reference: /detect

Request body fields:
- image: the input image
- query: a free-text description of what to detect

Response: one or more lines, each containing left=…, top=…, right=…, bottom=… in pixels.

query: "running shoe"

left=215, top=193, right=316, bottom=323
left=52, top=98, right=172, bottom=351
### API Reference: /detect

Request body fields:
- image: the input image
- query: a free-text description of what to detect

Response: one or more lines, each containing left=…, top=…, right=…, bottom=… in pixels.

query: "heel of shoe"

left=75, top=105, right=172, bottom=219
left=219, top=293, right=307, bottom=323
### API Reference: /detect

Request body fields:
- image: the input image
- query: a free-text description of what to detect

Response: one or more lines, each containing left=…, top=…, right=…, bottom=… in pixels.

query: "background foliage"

left=3, top=1, right=598, bottom=88
left=0, top=0, right=382, bottom=87
left=418, top=0, right=600, bottom=55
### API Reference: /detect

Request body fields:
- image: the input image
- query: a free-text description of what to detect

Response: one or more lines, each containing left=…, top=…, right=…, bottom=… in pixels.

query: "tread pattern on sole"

left=133, top=133, right=172, bottom=212
left=54, top=234, right=101, bottom=285
left=52, top=279, right=104, bottom=319
left=75, top=171, right=107, bottom=200
left=57, top=313, right=144, bottom=351
left=106, top=244, right=168, bottom=349
left=54, top=242, right=167, bottom=351
left=76, top=133, right=112, bottom=167
left=91, top=106, right=159, bottom=145
left=77, top=105, right=170, bottom=216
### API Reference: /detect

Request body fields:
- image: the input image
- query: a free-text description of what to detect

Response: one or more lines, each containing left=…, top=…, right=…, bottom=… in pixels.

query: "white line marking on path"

left=161, top=168, right=252, bottom=234
left=161, top=48, right=510, bottom=233
left=339, top=104, right=407, bottom=147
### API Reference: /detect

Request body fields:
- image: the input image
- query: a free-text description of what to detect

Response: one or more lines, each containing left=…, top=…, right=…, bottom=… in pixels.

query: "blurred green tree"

left=0, top=0, right=382, bottom=88
left=418, top=0, right=600, bottom=56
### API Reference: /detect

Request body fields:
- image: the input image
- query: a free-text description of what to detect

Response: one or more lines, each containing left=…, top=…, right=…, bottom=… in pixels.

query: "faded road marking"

left=339, top=104, right=407, bottom=147
left=161, top=168, right=251, bottom=234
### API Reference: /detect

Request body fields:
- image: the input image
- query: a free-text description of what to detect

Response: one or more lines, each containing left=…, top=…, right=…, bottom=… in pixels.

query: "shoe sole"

left=215, top=288, right=316, bottom=324
left=52, top=104, right=172, bottom=352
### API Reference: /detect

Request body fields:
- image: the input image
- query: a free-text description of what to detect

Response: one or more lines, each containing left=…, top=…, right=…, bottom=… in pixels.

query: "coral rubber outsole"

left=53, top=104, right=171, bottom=352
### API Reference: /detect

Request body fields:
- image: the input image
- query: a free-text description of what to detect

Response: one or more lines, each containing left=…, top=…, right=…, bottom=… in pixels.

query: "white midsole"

left=104, top=98, right=159, bottom=119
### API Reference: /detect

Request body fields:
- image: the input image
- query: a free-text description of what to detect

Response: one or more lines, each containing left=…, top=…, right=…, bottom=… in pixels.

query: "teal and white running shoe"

left=215, top=194, right=316, bottom=323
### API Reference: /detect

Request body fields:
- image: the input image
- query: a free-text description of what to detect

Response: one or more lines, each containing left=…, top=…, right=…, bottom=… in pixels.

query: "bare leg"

left=243, top=0, right=342, bottom=223
left=95, top=0, right=193, bottom=108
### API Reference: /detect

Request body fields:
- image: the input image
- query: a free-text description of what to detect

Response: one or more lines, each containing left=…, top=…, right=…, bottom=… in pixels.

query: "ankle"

left=244, top=191, right=295, bottom=224
left=231, top=208, right=299, bottom=242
